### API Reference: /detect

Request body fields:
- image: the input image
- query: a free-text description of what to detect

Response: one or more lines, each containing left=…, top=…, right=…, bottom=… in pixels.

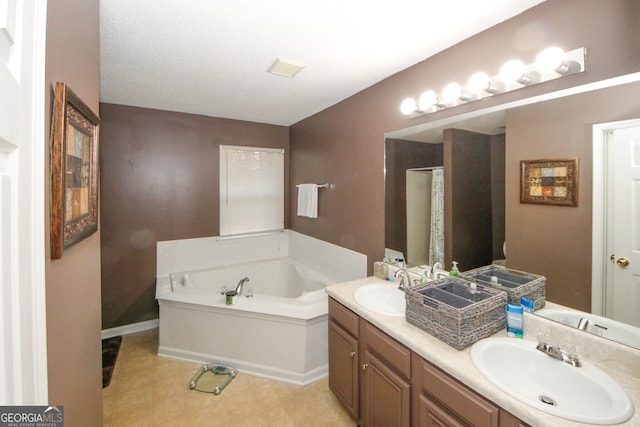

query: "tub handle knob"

left=350, top=351, right=356, bottom=358
left=361, top=363, right=368, bottom=371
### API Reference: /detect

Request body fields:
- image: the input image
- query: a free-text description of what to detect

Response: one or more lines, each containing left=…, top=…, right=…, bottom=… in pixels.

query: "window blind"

left=219, top=145, right=284, bottom=236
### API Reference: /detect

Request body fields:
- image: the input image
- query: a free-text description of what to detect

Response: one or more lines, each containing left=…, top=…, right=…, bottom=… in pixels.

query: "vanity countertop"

left=326, top=276, right=640, bottom=427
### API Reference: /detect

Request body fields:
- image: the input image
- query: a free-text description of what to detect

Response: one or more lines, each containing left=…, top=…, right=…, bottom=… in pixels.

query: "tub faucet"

left=235, top=277, right=250, bottom=295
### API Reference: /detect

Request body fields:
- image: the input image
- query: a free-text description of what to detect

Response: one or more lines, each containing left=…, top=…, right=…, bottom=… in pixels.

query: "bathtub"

left=157, top=257, right=334, bottom=385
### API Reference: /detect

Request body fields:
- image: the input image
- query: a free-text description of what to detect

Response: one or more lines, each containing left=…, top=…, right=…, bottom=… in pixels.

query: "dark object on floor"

left=102, top=336, right=122, bottom=388
left=188, top=364, right=237, bottom=395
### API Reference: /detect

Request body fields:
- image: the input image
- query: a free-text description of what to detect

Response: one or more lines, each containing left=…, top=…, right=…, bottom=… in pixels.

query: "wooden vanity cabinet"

left=328, top=298, right=360, bottom=419
left=360, top=319, right=412, bottom=427
left=329, top=298, right=529, bottom=427
left=412, top=352, right=499, bottom=427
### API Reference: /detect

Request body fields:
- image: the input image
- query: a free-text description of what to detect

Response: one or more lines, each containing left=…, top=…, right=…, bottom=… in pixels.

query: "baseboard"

left=157, top=345, right=328, bottom=386
left=101, top=319, right=159, bottom=339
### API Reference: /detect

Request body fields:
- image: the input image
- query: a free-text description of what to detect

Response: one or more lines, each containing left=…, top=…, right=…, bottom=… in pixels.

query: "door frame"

left=592, top=118, right=640, bottom=316
left=0, top=0, right=49, bottom=403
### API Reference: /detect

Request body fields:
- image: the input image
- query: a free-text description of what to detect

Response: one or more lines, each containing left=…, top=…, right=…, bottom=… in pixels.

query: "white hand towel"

left=297, top=184, right=318, bottom=218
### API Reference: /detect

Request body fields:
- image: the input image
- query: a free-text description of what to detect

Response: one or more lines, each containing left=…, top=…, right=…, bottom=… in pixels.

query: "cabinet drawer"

left=361, top=321, right=411, bottom=379
left=329, top=298, right=359, bottom=337
left=416, top=355, right=499, bottom=427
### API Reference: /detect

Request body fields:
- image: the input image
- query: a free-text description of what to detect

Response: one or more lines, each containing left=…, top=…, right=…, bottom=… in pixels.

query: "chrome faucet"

left=235, top=277, right=250, bottom=295
left=430, top=261, right=443, bottom=279
left=394, top=269, right=410, bottom=291
left=536, top=338, right=581, bottom=367
left=577, top=317, right=590, bottom=331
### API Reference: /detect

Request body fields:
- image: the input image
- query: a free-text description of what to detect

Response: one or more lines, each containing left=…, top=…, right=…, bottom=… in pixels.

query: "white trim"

left=29, top=0, right=49, bottom=404
left=101, top=319, right=159, bottom=339
left=592, top=124, right=607, bottom=316
left=592, top=118, right=640, bottom=316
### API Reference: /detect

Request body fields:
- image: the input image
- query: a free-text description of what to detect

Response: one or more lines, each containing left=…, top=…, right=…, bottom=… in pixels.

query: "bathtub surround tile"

left=103, top=329, right=356, bottom=427
left=155, top=242, right=173, bottom=277
left=289, top=230, right=367, bottom=283
left=156, top=230, right=362, bottom=282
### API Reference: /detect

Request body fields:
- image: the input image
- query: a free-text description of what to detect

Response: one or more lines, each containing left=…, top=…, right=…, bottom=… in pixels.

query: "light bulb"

left=536, top=47, right=565, bottom=72
left=419, top=90, right=439, bottom=110
left=400, top=98, right=417, bottom=115
left=467, top=72, right=490, bottom=94
left=499, top=59, right=526, bottom=83
left=442, top=83, right=462, bottom=104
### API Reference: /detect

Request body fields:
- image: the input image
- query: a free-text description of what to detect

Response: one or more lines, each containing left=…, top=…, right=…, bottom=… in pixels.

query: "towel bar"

left=296, top=183, right=329, bottom=188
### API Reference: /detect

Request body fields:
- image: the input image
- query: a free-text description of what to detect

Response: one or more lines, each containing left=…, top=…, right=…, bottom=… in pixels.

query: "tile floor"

left=102, top=329, right=357, bottom=427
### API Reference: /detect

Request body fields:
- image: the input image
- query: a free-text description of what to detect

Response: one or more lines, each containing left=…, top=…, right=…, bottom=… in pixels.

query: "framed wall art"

left=50, top=82, right=101, bottom=259
left=520, top=158, right=578, bottom=207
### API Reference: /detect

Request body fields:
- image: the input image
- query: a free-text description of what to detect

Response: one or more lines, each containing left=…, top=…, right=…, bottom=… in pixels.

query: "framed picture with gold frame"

left=520, top=158, right=578, bottom=207
left=50, top=82, right=101, bottom=259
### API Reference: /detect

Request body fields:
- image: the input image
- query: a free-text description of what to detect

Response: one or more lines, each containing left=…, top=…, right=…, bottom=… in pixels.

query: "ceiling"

left=99, top=0, right=545, bottom=127
left=395, top=110, right=507, bottom=143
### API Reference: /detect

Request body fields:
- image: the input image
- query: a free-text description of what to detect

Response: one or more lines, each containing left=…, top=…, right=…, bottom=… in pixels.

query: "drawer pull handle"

left=362, top=363, right=368, bottom=371
left=350, top=351, right=356, bottom=358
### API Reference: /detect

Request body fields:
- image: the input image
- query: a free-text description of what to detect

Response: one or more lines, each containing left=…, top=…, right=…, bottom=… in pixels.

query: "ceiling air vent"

left=267, top=58, right=305, bottom=78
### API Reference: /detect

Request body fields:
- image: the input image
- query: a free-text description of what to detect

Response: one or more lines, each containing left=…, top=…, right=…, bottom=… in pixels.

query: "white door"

left=604, top=124, right=640, bottom=327
left=0, top=0, right=48, bottom=404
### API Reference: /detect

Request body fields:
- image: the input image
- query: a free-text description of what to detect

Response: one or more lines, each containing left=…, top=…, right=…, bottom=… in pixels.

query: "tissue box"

left=405, top=277, right=507, bottom=350
left=461, top=264, right=546, bottom=310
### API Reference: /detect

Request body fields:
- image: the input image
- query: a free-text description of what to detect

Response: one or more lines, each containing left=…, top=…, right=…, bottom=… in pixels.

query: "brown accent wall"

left=99, top=104, right=289, bottom=329
left=444, top=129, right=493, bottom=270
left=384, top=139, right=443, bottom=258
left=490, top=134, right=506, bottom=261
left=290, top=0, right=640, bottom=277
left=506, top=81, right=640, bottom=311
left=45, top=0, right=102, bottom=424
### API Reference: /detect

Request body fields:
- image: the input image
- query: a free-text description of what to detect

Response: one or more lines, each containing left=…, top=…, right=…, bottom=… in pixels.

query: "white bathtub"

left=157, top=257, right=335, bottom=385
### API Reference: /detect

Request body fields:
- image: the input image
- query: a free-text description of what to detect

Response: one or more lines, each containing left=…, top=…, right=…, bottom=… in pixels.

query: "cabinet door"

left=329, top=320, right=359, bottom=419
left=418, top=394, right=467, bottom=427
left=362, top=349, right=411, bottom=427
left=500, top=410, right=530, bottom=427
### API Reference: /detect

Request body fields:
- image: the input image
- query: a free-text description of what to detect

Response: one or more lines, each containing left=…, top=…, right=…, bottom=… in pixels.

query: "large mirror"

left=384, top=75, right=640, bottom=350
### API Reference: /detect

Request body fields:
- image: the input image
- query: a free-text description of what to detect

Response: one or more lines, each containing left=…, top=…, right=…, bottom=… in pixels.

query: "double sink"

left=353, top=283, right=635, bottom=425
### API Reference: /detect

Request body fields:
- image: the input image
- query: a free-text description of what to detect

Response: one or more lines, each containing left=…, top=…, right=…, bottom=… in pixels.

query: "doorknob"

left=616, top=258, right=630, bottom=267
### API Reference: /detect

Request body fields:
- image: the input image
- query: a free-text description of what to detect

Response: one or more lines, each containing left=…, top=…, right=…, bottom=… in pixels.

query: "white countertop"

left=326, top=276, right=640, bottom=427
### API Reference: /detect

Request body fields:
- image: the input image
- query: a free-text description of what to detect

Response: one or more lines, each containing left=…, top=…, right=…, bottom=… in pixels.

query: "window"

left=219, top=145, right=284, bottom=236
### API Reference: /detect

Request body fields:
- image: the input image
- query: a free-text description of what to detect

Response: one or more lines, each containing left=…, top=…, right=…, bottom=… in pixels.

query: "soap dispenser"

left=419, top=269, right=428, bottom=285
left=449, top=261, right=460, bottom=277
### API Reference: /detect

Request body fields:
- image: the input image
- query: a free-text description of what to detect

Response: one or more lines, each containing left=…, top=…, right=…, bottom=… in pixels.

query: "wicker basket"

left=461, top=264, right=546, bottom=310
left=405, top=277, right=507, bottom=350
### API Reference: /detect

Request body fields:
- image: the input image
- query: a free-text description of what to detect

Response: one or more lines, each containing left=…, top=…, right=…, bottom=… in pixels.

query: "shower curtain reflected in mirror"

left=406, top=167, right=444, bottom=267
left=428, top=168, right=444, bottom=266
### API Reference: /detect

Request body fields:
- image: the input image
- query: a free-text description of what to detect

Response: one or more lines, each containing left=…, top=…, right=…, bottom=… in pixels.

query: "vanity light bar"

left=401, top=47, right=586, bottom=117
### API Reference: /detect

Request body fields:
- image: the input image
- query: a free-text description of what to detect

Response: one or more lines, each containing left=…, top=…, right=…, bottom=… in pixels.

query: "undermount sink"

left=471, top=337, right=634, bottom=425
left=354, top=284, right=406, bottom=316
